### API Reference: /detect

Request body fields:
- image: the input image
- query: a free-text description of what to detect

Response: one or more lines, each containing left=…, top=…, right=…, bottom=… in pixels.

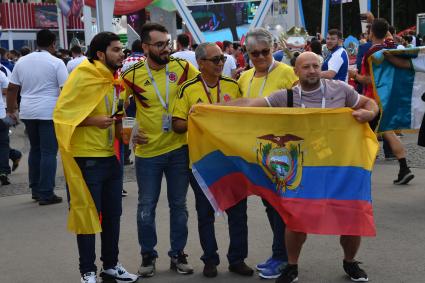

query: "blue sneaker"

left=256, top=257, right=273, bottom=271
left=259, top=259, right=287, bottom=279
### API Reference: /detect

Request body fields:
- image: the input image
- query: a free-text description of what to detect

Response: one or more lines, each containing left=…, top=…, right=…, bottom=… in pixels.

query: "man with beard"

left=121, top=23, right=199, bottom=278
left=321, top=29, right=349, bottom=82
left=53, top=32, right=138, bottom=283
left=349, top=18, right=414, bottom=185
left=172, top=43, right=253, bottom=278
left=222, top=52, right=378, bottom=283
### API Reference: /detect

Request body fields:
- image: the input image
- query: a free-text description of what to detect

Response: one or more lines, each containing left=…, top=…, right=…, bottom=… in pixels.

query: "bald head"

left=294, top=52, right=321, bottom=70
left=294, top=52, right=322, bottom=90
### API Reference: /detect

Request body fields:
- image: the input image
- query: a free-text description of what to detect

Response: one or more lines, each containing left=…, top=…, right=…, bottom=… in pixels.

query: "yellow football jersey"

left=121, top=57, right=199, bottom=158
left=70, top=87, right=118, bottom=157
left=173, top=74, right=241, bottom=120
left=238, top=62, right=298, bottom=98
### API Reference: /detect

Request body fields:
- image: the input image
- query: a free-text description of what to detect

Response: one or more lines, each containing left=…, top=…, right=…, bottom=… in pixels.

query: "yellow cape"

left=53, top=59, right=117, bottom=234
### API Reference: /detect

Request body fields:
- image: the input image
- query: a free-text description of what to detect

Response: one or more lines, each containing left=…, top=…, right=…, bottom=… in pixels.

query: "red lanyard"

left=200, top=76, right=221, bottom=104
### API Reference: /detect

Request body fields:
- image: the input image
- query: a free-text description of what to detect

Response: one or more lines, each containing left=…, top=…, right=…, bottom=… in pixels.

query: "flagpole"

left=377, top=0, right=380, bottom=18
left=340, top=1, right=343, bottom=36
left=391, top=0, right=394, bottom=25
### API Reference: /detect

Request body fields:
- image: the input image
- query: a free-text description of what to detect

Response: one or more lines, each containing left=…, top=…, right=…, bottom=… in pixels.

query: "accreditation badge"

left=162, top=113, right=172, bottom=133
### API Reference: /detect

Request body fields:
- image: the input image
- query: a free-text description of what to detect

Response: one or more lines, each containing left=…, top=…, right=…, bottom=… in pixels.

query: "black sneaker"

left=228, top=261, right=254, bottom=276
left=12, top=157, right=21, bottom=172
left=0, top=174, right=10, bottom=185
left=122, top=189, right=128, bottom=197
left=170, top=252, right=194, bottom=274
left=275, top=264, right=298, bottom=283
left=343, top=260, right=368, bottom=282
left=138, top=253, right=156, bottom=277
left=393, top=169, right=414, bottom=185
left=39, top=194, right=63, bottom=205
left=203, top=261, right=218, bottom=278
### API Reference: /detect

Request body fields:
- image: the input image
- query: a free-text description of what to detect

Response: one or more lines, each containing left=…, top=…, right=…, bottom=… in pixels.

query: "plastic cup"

left=122, top=117, right=136, bottom=145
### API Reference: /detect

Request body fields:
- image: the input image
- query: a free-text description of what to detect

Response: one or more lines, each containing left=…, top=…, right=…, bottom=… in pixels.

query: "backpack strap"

left=287, top=89, right=293, bottom=107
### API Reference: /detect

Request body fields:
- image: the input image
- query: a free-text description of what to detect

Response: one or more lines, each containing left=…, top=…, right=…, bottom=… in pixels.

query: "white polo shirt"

left=0, top=71, right=8, bottom=119
left=223, top=54, right=237, bottom=77
left=172, top=50, right=198, bottom=69
left=10, top=50, right=68, bottom=120
left=66, top=55, right=87, bottom=73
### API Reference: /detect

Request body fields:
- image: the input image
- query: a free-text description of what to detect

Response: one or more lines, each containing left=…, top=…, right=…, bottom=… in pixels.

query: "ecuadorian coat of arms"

left=256, top=134, right=304, bottom=193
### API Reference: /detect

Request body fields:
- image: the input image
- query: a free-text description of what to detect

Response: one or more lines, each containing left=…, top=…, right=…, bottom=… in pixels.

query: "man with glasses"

left=121, top=23, right=198, bottom=278
left=172, top=42, right=253, bottom=278
left=238, top=27, right=298, bottom=280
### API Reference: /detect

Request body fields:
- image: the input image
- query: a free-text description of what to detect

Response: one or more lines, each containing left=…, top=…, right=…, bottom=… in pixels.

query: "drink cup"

left=122, top=117, right=136, bottom=145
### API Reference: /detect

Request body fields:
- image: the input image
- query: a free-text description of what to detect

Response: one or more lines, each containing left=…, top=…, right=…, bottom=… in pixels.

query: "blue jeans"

left=73, top=157, right=123, bottom=275
left=190, top=173, right=248, bottom=265
left=0, top=121, right=10, bottom=174
left=135, top=146, right=189, bottom=258
left=262, top=199, right=288, bottom=261
left=22, top=119, right=58, bottom=200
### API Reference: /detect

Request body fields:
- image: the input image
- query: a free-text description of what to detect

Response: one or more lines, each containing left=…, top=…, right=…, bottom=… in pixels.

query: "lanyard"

left=104, top=86, right=119, bottom=145
left=145, top=62, right=169, bottom=112
left=298, top=80, right=326, bottom=109
left=246, top=59, right=275, bottom=98
left=200, top=76, right=221, bottom=104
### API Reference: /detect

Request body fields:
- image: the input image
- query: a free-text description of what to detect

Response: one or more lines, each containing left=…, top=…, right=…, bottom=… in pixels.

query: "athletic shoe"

left=275, top=264, right=298, bottom=283
left=138, top=253, right=156, bottom=277
left=0, top=174, right=10, bottom=185
left=80, top=272, right=97, bottom=283
left=100, top=263, right=138, bottom=283
left=256, top=257, right=274, bottom=271
left=393, top=169, right=414, bottom=185
left=343, top=260, right=368, bottom=282
left=170, top=252, right=194, bottom=274
left=228, top=261, right=254, bottom=276
left=38, top=194, right=62, bottom=205
left=12, top=157, right=21, bottom=171
left=203, top=260, right=218, bottom=278
left=259, top=260, right=287, bottom=279
left=122, top=189, right=128, bottom=197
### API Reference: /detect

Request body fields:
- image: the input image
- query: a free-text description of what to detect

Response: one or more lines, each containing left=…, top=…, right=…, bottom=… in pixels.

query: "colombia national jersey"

left=121, top=57, right=199, bottom=158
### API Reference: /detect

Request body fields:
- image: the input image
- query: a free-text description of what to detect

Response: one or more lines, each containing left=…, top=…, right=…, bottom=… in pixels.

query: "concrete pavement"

left=0, top=125, right=424, bottom=283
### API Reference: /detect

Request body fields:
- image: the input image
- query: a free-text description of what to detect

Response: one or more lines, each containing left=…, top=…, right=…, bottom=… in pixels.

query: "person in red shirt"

left=349, top=18, right=414, bottom=185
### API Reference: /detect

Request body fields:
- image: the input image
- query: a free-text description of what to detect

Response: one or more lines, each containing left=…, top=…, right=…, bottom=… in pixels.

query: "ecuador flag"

left=189, top=105, right=379, bottom=236
left=370, top=47, right=425, bottom=132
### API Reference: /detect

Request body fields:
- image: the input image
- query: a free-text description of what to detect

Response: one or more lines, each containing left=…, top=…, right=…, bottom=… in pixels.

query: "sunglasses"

left=249, top=49, right=271, bottom=58
left=201, top=55, right=227, bottom=65
left=146, top=40, right=172, bottom=50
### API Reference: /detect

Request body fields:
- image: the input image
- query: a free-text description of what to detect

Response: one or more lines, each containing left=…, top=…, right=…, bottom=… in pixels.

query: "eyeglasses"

left=146, top=40, right=172, bottom=50
left=201, top=55, right=227, bottom=65
left=249, top=48, right=271, bottom=58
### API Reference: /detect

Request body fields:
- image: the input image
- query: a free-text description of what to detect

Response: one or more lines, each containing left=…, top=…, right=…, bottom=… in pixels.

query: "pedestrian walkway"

left=0, top=126, right=424, bottom=282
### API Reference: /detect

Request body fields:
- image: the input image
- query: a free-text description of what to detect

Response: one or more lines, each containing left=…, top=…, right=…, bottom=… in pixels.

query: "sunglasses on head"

left=249, top=48, right=271, bottom=58
left=201, top=55, right=227, bottom=65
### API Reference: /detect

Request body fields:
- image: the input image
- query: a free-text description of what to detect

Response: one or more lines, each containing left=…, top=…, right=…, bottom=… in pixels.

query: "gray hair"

left=195, top=42, right=218, bottom=60
left=245, top=27, right=274, bottom=51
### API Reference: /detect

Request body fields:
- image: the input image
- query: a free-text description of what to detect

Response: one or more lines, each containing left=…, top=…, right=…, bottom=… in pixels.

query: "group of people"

left=1, top=13, right=418, bottom=283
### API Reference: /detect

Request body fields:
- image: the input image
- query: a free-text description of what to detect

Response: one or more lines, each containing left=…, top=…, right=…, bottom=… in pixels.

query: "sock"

left=398, top=158, right=408, bottom=171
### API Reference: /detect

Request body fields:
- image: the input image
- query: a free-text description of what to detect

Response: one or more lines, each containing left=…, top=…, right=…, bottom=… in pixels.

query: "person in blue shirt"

left=321, top=29, right=349, bottom=82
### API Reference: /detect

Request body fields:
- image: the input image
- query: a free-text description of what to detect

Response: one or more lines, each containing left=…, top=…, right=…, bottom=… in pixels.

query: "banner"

left=189, top=105, right=378, bottom=236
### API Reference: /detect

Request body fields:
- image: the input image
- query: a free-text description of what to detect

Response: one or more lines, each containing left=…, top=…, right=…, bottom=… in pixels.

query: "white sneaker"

left=100, top=263, right=138, bottom=283
left=81, top=272, right=97, bottom=283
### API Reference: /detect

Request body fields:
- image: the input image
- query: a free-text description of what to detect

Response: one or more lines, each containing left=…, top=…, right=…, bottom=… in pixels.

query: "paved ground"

left=0, top=125, right=424, bottom=283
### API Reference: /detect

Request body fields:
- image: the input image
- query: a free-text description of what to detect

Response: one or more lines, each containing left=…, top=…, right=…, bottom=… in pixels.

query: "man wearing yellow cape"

left=53, top=32, right=138, bottom=283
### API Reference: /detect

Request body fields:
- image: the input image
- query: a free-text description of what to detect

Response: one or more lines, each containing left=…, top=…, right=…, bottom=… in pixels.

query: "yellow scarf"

left=54, top=59, right=118, bottom=234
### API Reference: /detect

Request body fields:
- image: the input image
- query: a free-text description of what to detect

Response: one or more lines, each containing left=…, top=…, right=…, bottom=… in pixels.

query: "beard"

left=105, top=55, right=123, bottom=71
left=149, top=50, right=170, bottom=65
left=301, top=76, right=321, bottom=89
